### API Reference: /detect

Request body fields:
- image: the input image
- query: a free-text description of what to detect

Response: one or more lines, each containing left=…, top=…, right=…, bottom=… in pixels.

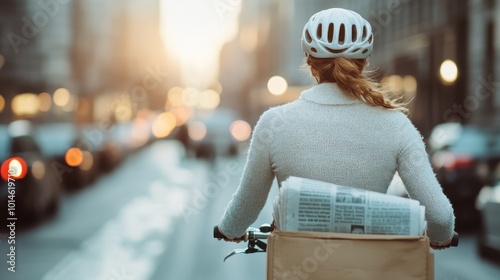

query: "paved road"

left=0, top=140, right=498, bottom=280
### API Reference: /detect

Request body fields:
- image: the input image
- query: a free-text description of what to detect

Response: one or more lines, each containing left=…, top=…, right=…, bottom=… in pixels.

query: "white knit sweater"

left=219, top=83, right=455, bottom=244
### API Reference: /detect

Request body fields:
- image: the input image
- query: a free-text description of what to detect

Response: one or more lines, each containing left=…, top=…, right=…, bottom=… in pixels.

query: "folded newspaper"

left=273, top=177, right=427, bottom=236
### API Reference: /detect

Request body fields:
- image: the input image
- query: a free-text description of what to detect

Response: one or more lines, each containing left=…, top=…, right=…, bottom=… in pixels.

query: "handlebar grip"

left=450, top=231, right=459, bottom=247
left=214, top=225, right=226, bottom=239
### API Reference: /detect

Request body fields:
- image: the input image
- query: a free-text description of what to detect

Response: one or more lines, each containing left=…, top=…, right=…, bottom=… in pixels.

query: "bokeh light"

left=230, top=120, right=252, bottom=141
left=114, top=103, right=133, bottom=122
left=167, top=87, right=184, bottom=107
left=11, top=93, right=39, bottom=116
left=387, top=75, right=404, bottom=93
left=440, top=60, right=458, bottom=84
left=403, top=75, right=417, bottom=94
left=53, top=88, right=71, bottom=107
left=65, top=147, right=84, bottom=167
left=198, top=89, right=220, bottom=110
left=152, top=112, right=176, bottom=138
left=171, top=107, right=192, bottom=126
left=182, top=87, right=200, bottom=107
left=9, top=159, right=23, bottom=177
left=267, top=76, right=288, bottom=95
left=188, top=121, right=206, bottom=141
left=79, top=151, right=94, bottom=171
left=38, top=92, right=52, bottom=112
left=3, top=157, right=28, bottom=180
left=31, top=160, right=46, bottom=180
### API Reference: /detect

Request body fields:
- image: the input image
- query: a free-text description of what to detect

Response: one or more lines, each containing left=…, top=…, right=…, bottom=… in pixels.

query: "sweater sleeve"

left=218, top=111, right=276, bottom=239
left=396, top=118, right=455, bottom=245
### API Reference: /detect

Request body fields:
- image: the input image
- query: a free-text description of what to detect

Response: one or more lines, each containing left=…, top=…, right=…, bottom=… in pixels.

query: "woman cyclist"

left=216, top=8, right=455, bottom=249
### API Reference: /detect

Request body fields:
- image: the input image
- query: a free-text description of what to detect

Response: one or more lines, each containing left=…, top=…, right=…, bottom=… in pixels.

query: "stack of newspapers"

left=273, top=177, right=427, bottom=236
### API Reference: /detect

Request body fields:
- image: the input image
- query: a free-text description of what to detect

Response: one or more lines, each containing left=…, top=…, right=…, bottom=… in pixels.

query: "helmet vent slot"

left=339, top=24, right=345, bottom=45
left=328, top=23, right=334, bottom=43
left=362, top=26, right=367, bottom=40
left=316, top=24, right=322, bottom=39
left=305, top=30, right=312, bottom=43
left=352, top=25, right=357, bottom=42
left=368, top=34, right=373, bottom=43
left=325, top=47, right=347, bottom=54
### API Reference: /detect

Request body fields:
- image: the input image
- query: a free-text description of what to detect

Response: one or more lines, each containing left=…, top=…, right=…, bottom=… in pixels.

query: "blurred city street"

left=0, top=141, right=498, bottom=280
left=1, top=0, right=500, bottom=279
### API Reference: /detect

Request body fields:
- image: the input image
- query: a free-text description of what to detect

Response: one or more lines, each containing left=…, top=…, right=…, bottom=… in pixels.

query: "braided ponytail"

left=306, top=56, right=408, bottom=114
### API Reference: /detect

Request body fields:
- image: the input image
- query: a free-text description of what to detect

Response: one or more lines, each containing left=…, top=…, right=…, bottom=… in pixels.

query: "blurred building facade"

left=71, top=0, right=169, bottom=124
left=0, top=0, right=74, bottom=123
left=230, top=0, right=500, bottom=136
left=364, top=0, right=500, bottom=135
left=2, top=0, right=498, bottom=136
left=0, top=0, right=169, bottom=125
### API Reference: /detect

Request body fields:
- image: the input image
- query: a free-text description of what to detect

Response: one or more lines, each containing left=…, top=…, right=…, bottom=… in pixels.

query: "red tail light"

left=432, top=152, right=474, bottom=171
left=1, top=157, right=28, bottom=181
left=449, top=155, right=474, bottom=169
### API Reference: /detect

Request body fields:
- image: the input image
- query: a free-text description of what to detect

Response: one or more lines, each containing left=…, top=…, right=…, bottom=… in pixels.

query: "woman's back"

left=266, top=82, right=404, bottom=192
left=220, top=82, right=454, bottom=245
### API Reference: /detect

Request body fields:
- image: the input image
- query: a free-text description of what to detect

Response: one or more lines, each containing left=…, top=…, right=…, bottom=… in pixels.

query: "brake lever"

left=223, top=247, right=265, bottom=262
left=255, top=239, right=267, bottom=251
left=215, top=224, right=272, bottom=262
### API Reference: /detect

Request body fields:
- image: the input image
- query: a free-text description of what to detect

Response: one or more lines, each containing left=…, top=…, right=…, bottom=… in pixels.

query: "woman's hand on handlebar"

left=430, top=231, right=459, bottom=250
left=214, top=225, right=247, bottom=243
left=430, top=240, right=451, bottom=250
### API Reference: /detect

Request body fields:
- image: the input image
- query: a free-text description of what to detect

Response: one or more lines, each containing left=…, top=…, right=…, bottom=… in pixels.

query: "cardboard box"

left=267, top=231, right=434, bottom=280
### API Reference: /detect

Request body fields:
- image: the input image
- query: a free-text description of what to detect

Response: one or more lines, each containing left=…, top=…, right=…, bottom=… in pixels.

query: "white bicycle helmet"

left=301, top=8, right=373, bottom=59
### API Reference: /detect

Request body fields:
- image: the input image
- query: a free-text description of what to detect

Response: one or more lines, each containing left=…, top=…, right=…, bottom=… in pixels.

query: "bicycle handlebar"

left=213, top=226, right=226, bottom=239
left=214, top=225, right=458, bottom=261
left=214, top=225, right=459, bottom=247
left=214, top=225, right=271, bottom=241
left=450, top=232, right=459, bottom=247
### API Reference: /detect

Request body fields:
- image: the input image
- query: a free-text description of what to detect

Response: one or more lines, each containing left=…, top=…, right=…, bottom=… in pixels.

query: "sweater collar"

left=300, top=83, right=361, bottom=105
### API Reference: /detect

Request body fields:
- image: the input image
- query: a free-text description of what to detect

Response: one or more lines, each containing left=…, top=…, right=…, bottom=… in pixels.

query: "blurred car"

left=0, top=121, right=61, bottom=227
left=106, top=121, right=135, bottom=165
left=184, top=108, right=251, bottom=160
left=34, top=122, right=100, bottom=190
left=476, top=182, right=500, bottom=261
left=78, top=122, right=125, bottom=174
left=429, top=122, right=500, bottom=228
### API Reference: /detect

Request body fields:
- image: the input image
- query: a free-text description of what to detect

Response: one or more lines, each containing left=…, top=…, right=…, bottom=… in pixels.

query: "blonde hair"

left=306, top=56, right=408, bottom=114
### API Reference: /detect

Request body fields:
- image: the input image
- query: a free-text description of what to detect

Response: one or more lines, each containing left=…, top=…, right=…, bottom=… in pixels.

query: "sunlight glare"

left=160, top=0, right=241, bottom=88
